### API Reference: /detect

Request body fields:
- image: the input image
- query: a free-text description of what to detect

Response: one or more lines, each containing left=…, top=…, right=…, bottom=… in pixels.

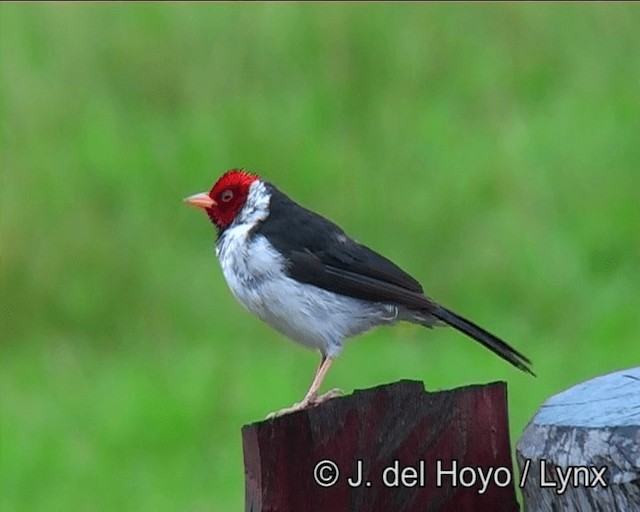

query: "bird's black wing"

left=256, top=184, right=535, bottom=375
left=256, top=184, right=429, bottom=306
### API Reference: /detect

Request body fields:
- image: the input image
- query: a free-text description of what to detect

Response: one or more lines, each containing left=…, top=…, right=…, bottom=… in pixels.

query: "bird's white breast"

left=215, top=182, right=394, bottom=357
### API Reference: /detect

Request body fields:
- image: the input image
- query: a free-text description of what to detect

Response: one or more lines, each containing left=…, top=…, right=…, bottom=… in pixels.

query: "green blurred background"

left=2, top=3, right=639, bottom=510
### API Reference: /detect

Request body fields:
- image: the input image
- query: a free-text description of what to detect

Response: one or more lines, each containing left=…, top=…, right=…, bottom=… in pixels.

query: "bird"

left=185, top=169, right=534, bottom=415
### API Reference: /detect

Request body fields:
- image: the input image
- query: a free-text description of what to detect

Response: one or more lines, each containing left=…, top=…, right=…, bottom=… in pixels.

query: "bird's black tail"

left=431, top=306, right=535, bottom=376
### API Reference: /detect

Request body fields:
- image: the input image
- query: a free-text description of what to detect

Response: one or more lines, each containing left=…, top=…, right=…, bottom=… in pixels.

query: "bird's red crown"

left=209, top=169, right=259, bottom=197
left=205, top=169, right=260, bottom=229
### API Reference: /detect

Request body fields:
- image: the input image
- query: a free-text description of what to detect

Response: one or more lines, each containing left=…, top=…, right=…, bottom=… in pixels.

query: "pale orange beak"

left=184, top=192, right=217, bottom=210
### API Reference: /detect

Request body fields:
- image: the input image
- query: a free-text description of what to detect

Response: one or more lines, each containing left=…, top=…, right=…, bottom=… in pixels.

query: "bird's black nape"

left=432, top=306, right=535, bottom=377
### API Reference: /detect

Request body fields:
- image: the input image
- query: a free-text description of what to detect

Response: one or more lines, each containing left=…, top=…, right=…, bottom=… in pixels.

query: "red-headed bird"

left=185, top=170, right=533, bottom=415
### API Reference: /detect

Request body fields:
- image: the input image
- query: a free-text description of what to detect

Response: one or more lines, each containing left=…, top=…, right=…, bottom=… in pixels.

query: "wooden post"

left=516, top=367, right=640, bottom=511
left=242, top=380, right=519, bottom=512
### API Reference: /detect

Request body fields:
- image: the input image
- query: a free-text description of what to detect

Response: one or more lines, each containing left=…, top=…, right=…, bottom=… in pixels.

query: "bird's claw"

left=265, top=404, right=302, bottom=419
left=310, top=388, right=344, bottom=404
left=265, top=388, right=344, bottom=419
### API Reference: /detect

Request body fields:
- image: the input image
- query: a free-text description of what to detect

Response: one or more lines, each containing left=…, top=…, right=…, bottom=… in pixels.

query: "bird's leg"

left=266, top=356, right=341, bottom=418
left=303, top=358, right=343, bottom=405
left=300, top=356, right=333, bottom=405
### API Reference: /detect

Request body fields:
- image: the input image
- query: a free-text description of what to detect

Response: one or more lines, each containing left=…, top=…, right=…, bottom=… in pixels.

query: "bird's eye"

left=221, top=189, right=234, bottom=202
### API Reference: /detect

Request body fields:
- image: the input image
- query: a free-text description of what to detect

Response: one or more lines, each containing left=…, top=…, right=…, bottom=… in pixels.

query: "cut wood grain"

left=243, top=380, right=518, bottom=512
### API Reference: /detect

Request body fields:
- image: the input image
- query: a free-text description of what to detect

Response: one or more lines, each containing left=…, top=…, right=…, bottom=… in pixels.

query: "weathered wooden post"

left=242, top=380, right=519, bottom=512
left=516, top=367, right=640, bottom=511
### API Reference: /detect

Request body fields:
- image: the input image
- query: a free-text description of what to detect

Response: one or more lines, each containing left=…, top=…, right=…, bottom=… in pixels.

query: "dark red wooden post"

left=242, top=380, right=519, bottom=512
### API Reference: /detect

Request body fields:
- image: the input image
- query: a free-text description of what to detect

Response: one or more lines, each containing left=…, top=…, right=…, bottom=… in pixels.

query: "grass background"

left=2, top=4, right=639, bottom=510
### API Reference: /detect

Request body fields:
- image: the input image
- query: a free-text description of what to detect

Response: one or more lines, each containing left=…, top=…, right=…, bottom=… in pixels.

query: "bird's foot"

left=310, top=388, right=344, bottom=404
left=265, top=402, right=307, bottom=419
left=265, top=388, right=344, bottom=419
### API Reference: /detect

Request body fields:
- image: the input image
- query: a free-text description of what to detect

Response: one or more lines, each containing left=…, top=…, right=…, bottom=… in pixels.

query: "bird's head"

left=184, top=169, right=260, bottom=230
